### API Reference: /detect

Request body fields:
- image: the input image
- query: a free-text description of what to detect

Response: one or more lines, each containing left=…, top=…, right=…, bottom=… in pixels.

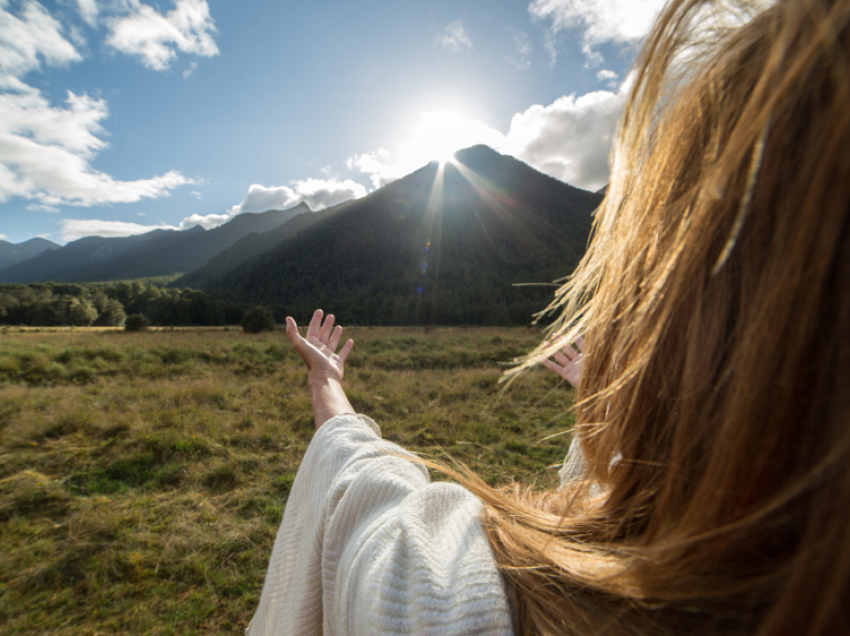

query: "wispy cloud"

left=106, top=0, right=219, bottom=71
left=59, top=218, right=180, bottom=243
left=437, top=20, right=473, bottom=54
left=596, top=68, right=618, bottom=87
left=505, top=28, right=533, bottom=70
left=0, top=1, right=197, bottom=209
left=0, top=0, right=82, bottom=79
left=75, top=0, right=98, bottom=27
left=0, top=232, right=8, bottom=240
left=26, top=203, right=60, bottom=213
left=182, top=60, right=197, bottom=79
left=529, top=0, right=666, bottom=65
left=190, top=190, right=202, bottom=200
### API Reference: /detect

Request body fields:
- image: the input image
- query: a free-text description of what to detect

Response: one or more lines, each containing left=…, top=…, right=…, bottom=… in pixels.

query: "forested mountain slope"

left=0, top=238, right=59, bottom=270
left=0, top=206, right=308, bottom=283
left=174, top=202, right=349, bottom=290
left=201, top=146, right=603, bottom=326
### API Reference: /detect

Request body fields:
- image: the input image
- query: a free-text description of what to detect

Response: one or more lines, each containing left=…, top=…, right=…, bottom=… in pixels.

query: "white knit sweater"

left=247, top=413, right=515, bottom=636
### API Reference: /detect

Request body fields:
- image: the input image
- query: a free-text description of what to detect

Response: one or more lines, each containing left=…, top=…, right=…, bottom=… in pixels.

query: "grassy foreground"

left=0, top=326, right=576, bottom=635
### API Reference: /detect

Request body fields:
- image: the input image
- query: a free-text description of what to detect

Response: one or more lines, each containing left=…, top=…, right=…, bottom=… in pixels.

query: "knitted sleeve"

left=247, top=413, right=514, bottom=636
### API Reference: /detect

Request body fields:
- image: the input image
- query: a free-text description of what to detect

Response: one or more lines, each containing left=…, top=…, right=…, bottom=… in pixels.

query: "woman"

left=248, top=0, right=850, bottom=633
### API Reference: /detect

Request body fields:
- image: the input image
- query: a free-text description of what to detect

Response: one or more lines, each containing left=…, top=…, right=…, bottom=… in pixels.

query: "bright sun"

left=400, top=112, right=505, bottom=167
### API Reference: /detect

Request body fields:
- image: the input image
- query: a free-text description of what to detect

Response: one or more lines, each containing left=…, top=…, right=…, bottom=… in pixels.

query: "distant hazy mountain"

left=0, top=205, right=309, bottom=284
left=196, top=145, right=603, bottom=326
left=0, top=238, right=59, bottom=270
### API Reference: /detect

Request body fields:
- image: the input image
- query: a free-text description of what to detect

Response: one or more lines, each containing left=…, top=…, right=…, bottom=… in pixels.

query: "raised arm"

left=285, top=309, right=355, bottom=429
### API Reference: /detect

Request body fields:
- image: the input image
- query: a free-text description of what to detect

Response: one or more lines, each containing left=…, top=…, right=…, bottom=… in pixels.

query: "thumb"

left=286, top=316, right=313, bottom=369
left=285, top=316, right=299, bottom=343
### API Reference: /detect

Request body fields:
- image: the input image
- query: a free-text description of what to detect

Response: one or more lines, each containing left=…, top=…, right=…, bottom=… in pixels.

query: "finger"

left=540, top=357, right=564, bottom=376
left=285, top=317, right=312, bottom=369
left=318, top=314, right=335, bottom=344
left=307, top=309, right=323, bottom=340
left=285, top=316, right=299, bottom=339
left=575, top=336, right=586, bottom=352
left=562, top=344, right=579, bottom=360
left=328, top=325, right=343, bottom=352
left=554, top=350, right=572, bottom=366
left=337, top=339, right=354, bottom=365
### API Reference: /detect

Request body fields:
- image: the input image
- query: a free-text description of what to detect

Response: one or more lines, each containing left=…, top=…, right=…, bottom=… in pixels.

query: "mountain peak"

left=453, top=144, right=501, bottom=160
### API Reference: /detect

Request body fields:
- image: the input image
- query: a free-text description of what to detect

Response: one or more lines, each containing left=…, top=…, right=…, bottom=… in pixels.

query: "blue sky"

left=0, top=0, right=667, bottom=244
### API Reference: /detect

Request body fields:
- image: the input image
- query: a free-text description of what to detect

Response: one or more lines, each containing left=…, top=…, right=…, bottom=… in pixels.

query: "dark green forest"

left=0, top=282, right=244, bottom=328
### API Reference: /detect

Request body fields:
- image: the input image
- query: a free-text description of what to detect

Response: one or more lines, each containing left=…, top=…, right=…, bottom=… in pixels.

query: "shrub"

left=125, top=313, right=151, bottom=332
left=241, top=306, right=276, bottom=333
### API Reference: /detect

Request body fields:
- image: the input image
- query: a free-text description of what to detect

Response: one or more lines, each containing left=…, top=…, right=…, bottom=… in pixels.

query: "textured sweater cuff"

left=317, top=412, right=382, bottom=440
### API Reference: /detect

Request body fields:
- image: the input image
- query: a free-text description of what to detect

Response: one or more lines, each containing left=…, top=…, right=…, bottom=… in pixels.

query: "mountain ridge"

left=0, top=204, right=309, bottom=284
left=0, top=238, right=60, bottom=270
left=196, top=145, right=603, bottom=325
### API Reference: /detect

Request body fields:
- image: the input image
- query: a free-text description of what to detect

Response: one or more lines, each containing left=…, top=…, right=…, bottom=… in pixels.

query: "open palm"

left=540, top=336, right=585, bottom=388
left=286, top=309, right=354, bottom=383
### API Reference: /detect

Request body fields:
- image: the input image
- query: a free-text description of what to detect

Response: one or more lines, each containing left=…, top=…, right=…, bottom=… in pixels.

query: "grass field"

left=0, top=326, right=576, bottom=635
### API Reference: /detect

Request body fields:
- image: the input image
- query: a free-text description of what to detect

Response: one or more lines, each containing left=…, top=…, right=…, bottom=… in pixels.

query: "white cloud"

left=227, top=179, right=368, bottom=218
left=505, top=29, right=532, bottom=70
left=179, top=178, right=368, bottom=234
left=347, top=85, right=628, bottom=193
left=0, top=1, right=194, bottom=208
left=182, top=60, right=197, bottom=78
left=26, top=202, right=59, bottom=212
left=76, top=0, right=99, bottom=27
left=178, top=212, right=227, bottom=230
left=597, top=69, right=618, bottom=81
left=0, top=0, right=82, bottom=79
left=349, top=95, right=625, bottom=192
left=106, top=0, right=219, bottom=71
left=437, top=20, right=473, bottom=54
left=529, top=0, right=667, bottom=64
left=347, top=148, right=408, bottom=190
left=0, top=87, right=192, bottom=204
left=190, top=190, right=202, bottom=200
left=502, top=81, right=629, bottom=192
left=59, top=218, right=180, bottom=242
left=0, top=232, right=7, bottom=240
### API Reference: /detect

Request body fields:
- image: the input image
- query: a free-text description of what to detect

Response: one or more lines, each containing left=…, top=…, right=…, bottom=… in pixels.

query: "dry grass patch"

left=0, top=326, right=575, bottom=634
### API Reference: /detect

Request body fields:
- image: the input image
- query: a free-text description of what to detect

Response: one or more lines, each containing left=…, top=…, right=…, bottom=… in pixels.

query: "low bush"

left=241, top=306, right=276, bottom=334
left=125, top=314, right=151, bottom=332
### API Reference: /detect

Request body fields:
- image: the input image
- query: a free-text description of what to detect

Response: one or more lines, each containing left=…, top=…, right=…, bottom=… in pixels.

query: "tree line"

left=0, top=282, right=245, bottom=328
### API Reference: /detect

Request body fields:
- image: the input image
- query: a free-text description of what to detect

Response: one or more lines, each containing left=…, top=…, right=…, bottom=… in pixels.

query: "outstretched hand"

left=540, top=336, right=585, bottom=388
left=286, top=309, right=354, bottom=385
left=286, top=309, right=355, bottom=430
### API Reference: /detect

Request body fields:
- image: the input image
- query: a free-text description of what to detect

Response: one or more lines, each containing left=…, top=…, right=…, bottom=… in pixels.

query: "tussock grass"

left=0, top=327, right=575, bottom=634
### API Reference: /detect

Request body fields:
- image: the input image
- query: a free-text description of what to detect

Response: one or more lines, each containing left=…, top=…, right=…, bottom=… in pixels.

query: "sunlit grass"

left=0, top=326, right=576, bottom=634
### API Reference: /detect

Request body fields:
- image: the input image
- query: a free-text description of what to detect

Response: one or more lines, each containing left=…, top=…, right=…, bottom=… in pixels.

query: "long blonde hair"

left=460, top=0, right=850, bottom=633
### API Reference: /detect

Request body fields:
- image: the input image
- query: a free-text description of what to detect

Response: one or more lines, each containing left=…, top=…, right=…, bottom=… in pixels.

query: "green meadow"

left=0, top=326, right=576, bottom=635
